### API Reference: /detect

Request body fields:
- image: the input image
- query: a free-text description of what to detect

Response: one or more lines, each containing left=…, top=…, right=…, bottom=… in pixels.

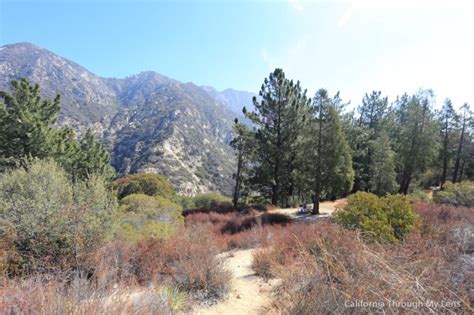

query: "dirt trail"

left=269, top=198, right=347, bottom=220
left=192, top=248, right=278, bottom=315
left=193, top=200, right=346, bottom=314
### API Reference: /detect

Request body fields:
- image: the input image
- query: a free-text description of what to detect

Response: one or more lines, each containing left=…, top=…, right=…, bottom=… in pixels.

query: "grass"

left=250, top=202, right=473, bottom=314
left=3, top=200, right=472, bottom=314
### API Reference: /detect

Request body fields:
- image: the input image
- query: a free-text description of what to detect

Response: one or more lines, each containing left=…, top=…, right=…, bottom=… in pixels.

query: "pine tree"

left=71, top=129, right=114, bottom=181
left=367, top=131, right=397, bottom=195
left=230, top=118, right=255, bottom=207
left=438, top=99, right=457, bottom=188
left=245, top=68, right=310, bottom=206
left=0, top=79, right=61, bottom=169
left=452, top=103, right=472, bottom=183
left=307, top=89, right=354, bottom=214
left=348, top=91, right=396, bottom=195
left=0, top=79, right=114, bottom=180
left=358, top=91, right=388, bottom=131
left=394, top=90, right=439, bottom=194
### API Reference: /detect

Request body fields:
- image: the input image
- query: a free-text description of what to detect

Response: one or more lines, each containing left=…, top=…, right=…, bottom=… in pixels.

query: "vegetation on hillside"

left=1, top=72, right=473, bottom=314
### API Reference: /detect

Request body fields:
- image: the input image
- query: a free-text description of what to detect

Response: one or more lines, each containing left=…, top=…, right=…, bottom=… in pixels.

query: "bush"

left=251, top=249, right=274, bottom=279
left=192, top=192, right=232, bottom=210
left=164, top=225, right=231, bottom=302
left=0, top=160, right=117, bottom=275
left=1, top=276, right=184, bottom=314
left=407, top=190, right=431, bottom=202
left=253, top=220, right=470, bottom=314
left=220, top=213, right=292, bottom=235
left=433, top=181, right=474, bottom=207
left=182, top=192, right=235, bottom=215
left=335, top=192, right=417, bottom=242
left=113, top=194, right=183, bottom=241
left=175, top=195, right=196, bottom=210
left=93, top=225, right=231, bottom=303
left=113, top=173, right=175, bottom=200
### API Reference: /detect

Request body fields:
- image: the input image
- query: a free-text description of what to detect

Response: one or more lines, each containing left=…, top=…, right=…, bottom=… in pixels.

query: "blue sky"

left=1, top=0, right=473, bottom=108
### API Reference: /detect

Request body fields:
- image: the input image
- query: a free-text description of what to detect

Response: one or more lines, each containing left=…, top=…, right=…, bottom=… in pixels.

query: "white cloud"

left=289, top=0, right=304, bottom=12
left=337, top=5, right=353, bottom=28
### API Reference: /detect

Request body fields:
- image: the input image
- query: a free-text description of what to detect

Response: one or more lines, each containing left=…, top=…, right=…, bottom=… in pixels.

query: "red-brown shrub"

left=1, top=276, right=179, bottom=314
left=255, top=215, right=472, bottom=314
left=91, top=225, right=231, bottom=303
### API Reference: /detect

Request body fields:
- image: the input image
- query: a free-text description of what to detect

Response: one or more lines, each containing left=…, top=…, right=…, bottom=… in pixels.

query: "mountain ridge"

left=0, top=42, right=257, bottom=195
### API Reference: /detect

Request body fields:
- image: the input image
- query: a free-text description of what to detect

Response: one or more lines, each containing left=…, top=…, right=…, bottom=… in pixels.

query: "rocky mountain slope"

left=202, top=86, right=257, bottom=116
left=0, top=42, right=248, bottom=195
left=0, top=42, right=120, bottom=136
left=104, top=72, right=237, bottom=195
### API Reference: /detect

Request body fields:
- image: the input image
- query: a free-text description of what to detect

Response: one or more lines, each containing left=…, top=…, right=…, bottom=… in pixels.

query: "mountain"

left=202, top=86, right=257, bottom=116
left=104, top=73, right=237, bottom=195
left=0, top=42, right=120, bottom=135
left=0, top=42, right=238, bottom=195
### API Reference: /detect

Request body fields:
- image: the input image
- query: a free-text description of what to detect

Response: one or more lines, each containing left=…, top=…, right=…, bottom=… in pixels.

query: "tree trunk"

left=232, top=151, right=243, bottom=208
left=312, top=192, right=320, bottom=215
left=459, top=159, right=466, bottom=182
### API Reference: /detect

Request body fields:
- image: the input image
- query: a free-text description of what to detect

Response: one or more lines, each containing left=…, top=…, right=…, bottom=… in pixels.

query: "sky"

left=1, top=0, right=473, bottom=109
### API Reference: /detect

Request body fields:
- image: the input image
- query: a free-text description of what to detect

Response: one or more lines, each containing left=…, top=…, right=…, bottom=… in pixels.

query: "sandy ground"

left=269, top=198, right=347, bottom=220
left=192, top=200, right=346, bottom=314
left=192, top=248, right=279, bottom=315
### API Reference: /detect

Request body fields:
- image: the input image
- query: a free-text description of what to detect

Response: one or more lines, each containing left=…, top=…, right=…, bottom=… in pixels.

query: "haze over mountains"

left=0, top=42, right=256, bottom=195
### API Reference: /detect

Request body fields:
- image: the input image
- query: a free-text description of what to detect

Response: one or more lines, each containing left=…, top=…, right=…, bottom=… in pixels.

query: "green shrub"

left=433, top=181, right=474, bottom=207
left=175, top=195, right=196, bottom=210
left=407, top=190, right=431, bottom=202
left=114, top=194, right=183, bottom=241
left=192, top=192, right=232, bottom=210
left=113, top=173, right=175, bottom=200
left=335, top=192, right=417, bottom=242
left=0, top=160, right=117, bottom=274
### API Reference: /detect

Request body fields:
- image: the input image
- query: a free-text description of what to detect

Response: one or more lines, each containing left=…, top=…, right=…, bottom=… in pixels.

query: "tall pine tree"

left=438, top=99, right=457, bottom=188
left=452, top=103, right=472, bottom=183
left=307, top=89, right=354, bottom=214
left=245, top=69, right=310, bottom=206
left=393, top=90, right=439, bottom=194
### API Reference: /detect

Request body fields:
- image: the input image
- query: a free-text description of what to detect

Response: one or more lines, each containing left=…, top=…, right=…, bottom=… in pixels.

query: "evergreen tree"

left=0, top=79, right=114, bottom=180
left=438, top=99, right=457, bottom=188
left=307, top=89, right=354, bottom=214
left=72, top=129, right=114, bottom=181
left=367, top=131, right=397, bottom=195
left=0, top=79, right=61, bottom=169
left=358, top=91, right=388, bottom=131
left=349, top=91, right=396, bottom=195
left=452, top=103, right=472, bottom=183
left=393, top=90, right=439, bottom=194
left=230, top=118, right=255, bottom=207
left=245, top=69, right=310, bottom=206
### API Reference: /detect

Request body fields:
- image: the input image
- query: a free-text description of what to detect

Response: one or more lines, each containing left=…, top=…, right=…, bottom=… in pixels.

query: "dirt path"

left=192, top=248, right=278, bottom=315
left=192, top=199, right=347, bottom=314
left=269, top=198, right=347, bottom=220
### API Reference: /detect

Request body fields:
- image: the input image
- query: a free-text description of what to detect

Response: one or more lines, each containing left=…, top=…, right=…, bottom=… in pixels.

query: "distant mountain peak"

left=202, top=86, right=257, bottom=116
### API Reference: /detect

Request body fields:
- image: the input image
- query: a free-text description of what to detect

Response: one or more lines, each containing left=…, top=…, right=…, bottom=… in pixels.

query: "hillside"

left=201, top=86, right=257, bottom=116
left=104, top=72, right=237, bottom=195
left=0, top=42, right=120, bottom=136
left=0, top=42, right=244, bottom=195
